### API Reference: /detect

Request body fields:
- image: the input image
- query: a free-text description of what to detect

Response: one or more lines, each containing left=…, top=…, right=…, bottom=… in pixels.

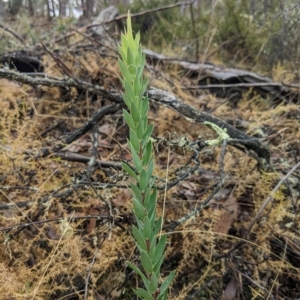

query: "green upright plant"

left=118, top=13, right=175, bottom=300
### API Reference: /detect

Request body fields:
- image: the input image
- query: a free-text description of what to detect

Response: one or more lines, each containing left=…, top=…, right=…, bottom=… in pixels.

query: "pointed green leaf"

left=139, top=169, right=148, bottom=192
left=130, top=143, right=143, bottom=172
left=124, top=80, right=136, bottom=103
left=130, top=129, right=140, bottom=153
left=159, top=270, right=176, bottom=296
left=153, top=235, right=166, bottom=265
left=127, top=47, right=135, bottom=68
left=130, top=183, right=142, bottom=201
left=147, top=194, right=156, bottom=217
left=148, top=236, right=157, bottom=260
left=133, top=288, right=154, bottom=300
left=141, top=97, right=149, bottom=117
left=136, top=219, right=144, bottom=234
left=118, top=58, right=132, bottom=83
left=121, top=92, right=131, bottom=108
left=132, top=225, right=147, bottom=252
left=148, top=176, right=156, bottom=189
left=157, top=291, right=167, bottom=300
left=118, top=45, right=127, bottom=63
left=141, top=77, right=148, bottom=94
left=143, top=117, right=148, bottom=133
left=130, top=101, right=140, bottom=124
left=141, top=250, right=153, bottom=273
left=144, top=187, right=156, bottom=210
left=153, top=216, right=162, bottom=236
left=149, top=272, right=158, bottom=294
left=123, top=109, right=135, bottom=131
left=134, top=69, right=141, bottom=97
left=129, top=65, right=136, bottom=77
left=133, top=197, right=146, bottom=219
left=137, top=119, right=144, bottom=139
left=127, top=262, right=149, bottom=290
left=143, top=141, right=152, bottom=166
left=143, top=216, right=152, bottom=240
left=122, top=162, right=138, bottom=181
left=143, top=123, right=154, bottom=143
left=144, top=190, right=150, bottom=207
left=146, top=159, right=154, bottom=182
left=153, top=254, right=164, bottom=275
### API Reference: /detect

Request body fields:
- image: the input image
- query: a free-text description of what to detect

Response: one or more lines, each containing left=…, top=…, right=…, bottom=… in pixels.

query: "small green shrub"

left=118, top=13, right=175, bottom=300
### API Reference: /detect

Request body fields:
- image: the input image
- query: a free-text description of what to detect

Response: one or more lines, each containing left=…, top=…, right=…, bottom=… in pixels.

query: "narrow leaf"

left=153, top=235, right=166, bottom=265
left=130, top=143, right=143, bottom=172
left=130, top=101, right=140, bottom=124
left=147, top=159, right=154, bottom=182
left=141, top=250, right=153, bottom=273
left=159, top=270, right=176, bottom=296
left=143, top=216, right=152, bottom=240
left=133, top=197, right=146, bottom=219
left=143, top=123, right=154, bottom=144
left=141, top=97, right=149, bottom=117
left=127, top=47, right=136, bottom=72
left=130, top=129, right=140, bottom=153
left=149, top=272, right=158, bottom=294
left=145, top=187, right=157, bottom=213
left=122, top=162, right=138, bottom=181
left=132, top=225, right=147, bottom=252
left=153, top=255, right=164, bottom=275
left=143, top=141, right=152, bottom=166
left=144, top=190, right=151, bottom=207
left=157, top=291, right=167, bottom=300
left=133, top=288, right=154, bottom=300
left=130, top=182, right=142, bottom=201
left=137, top=118, right=144, bottom=140
left=148, top=236, right=157, bottom=260
left=134, top=68, right=141, bottom=97
left=118, top=45, right=127, bottom=63
left=123, top=109, right=136, bottom=131
left=121, top=92, right=131, bottom=108
left=124, top=80, right=136, bottom=103
left=139, top=169, right=148, bottom=192
left=118, top=58, right=132, bottom=83
left=127, top=262, right=149, bottom=290
left=153, top=216, right=163, bottom=236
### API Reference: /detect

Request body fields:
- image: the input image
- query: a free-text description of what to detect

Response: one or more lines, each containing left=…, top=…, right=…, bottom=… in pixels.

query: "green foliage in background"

left=118, top=13, right=175, bottom=300
left=118, top=0, right=300, bottom=71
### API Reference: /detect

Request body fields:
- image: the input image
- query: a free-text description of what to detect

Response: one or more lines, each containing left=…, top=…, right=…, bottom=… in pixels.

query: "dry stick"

left=0, top=68, right=269, bottom=163
left=0, top=67, right=123, bottom=103
left=184, top=82, right=300, bottom=89
left=0, top=215, right=111, bottom=233
left=245, top=160, right=300, bottom=237
left=147, top=87, right=270, bottom=164
left=53, top=152, right=122, bottom=169
left=54, top=0, right=194, bottom=43
left=267, top=240, right=287, bottom=300
left=236, top=270, right=275, bottom=300
left=0, top=22, right=24, bottom=43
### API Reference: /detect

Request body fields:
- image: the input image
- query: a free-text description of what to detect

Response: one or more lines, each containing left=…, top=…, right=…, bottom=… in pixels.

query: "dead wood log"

left=143, top=49, right=300, bottom=104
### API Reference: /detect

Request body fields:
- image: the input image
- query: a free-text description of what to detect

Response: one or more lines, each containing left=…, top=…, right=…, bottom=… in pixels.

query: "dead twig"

left=0, top=22, right=24, bottom=43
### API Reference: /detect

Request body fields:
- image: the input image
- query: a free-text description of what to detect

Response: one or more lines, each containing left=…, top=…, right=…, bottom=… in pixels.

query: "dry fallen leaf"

left=213, top=194, right=240, bottom=234
left=221, top=276, right=238, bottom=300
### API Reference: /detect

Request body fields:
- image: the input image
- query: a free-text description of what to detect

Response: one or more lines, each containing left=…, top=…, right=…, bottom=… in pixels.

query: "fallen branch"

left=0, top=67, right=270, bottom=164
